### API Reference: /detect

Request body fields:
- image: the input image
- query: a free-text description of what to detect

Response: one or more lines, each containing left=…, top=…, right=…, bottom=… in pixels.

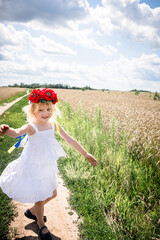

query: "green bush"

left=135, top=90, right=140, bottom=95
left=153, top=92, right=160, bottom=100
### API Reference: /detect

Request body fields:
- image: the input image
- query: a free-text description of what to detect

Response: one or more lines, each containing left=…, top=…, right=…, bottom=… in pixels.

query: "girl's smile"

left=34, top=104, right=53, bottom=123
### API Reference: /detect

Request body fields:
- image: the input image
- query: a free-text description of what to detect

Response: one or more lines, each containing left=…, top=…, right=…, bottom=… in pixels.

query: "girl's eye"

left=47, top=108, right=51, bottom=111
left=39, top=109, right=43, bottom=112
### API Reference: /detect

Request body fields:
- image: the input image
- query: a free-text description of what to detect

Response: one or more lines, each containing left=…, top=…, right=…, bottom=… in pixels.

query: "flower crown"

left=28, top=88, right=58, bottom=104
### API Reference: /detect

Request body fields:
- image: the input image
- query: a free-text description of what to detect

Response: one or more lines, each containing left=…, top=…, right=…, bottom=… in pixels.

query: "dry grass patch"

left=0, top=87, right=28, bottom=101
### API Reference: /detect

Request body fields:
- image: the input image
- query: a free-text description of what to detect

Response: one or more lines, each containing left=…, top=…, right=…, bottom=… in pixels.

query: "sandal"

left=24, top=209, right=47, bottom=222
left=38, top=226, right=52, bottom=240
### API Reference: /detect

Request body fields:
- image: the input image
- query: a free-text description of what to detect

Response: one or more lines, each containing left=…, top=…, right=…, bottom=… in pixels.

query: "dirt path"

left=0, top=94, right=80, bottom=240
left=11, top=175, right=79, bottom=240
left=0, top=90, right=29, bottom=116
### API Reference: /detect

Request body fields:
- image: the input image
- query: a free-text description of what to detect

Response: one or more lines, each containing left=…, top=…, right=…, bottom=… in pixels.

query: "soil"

left=11, top=174, right=79, bottom=240
left=0, top=95, right=80, bottom=240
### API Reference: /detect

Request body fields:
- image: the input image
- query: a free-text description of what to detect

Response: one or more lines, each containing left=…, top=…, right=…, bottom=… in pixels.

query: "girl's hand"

left=0, top=124, right=9, bottom=136
left=85, top=153, right=98, bottom=166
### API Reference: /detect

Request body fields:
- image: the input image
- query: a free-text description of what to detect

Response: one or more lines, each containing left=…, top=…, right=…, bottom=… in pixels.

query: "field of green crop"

left=0, top=89, right=160, bottom=239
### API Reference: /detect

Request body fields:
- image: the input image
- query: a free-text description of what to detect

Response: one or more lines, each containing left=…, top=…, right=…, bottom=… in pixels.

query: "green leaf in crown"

left=46, top=92, right=51, bottom=97
left=39, top=99, right=48, bottom=103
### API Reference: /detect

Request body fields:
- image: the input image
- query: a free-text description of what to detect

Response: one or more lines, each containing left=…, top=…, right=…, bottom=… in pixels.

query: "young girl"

left=0, top=88, right=98, bottom=240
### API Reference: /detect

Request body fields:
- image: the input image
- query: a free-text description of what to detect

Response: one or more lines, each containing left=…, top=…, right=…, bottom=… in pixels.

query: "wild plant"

left=57, top=101, right=160, bottom=240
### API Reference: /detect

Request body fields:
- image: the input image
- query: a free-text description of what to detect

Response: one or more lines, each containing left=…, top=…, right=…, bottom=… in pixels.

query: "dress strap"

left=50, top=122, right=56, bottom=130
left=53, top=121, right=60, bottom=133
left=50, top=121, right=60, bottom=133
left=30, top=123, right=39, bottom=133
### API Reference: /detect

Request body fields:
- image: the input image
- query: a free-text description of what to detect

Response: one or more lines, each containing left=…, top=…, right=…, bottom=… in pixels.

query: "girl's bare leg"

left=44, top=189, right=57, bottom=205
left=29, top=190, right=57, bottom=216
left=34, top=201, right=49, bottom=234
left=34, top=201, right=44, bottom=226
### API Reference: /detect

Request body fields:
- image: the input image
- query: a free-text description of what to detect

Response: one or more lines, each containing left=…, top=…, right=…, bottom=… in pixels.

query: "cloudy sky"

left=0, top=0, right=160, bottom=91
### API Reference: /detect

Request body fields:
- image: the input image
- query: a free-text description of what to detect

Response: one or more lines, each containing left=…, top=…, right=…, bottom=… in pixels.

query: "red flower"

left=41, top=88, right=58, bottom=104
left=28, top=88, right=58, bottom=104
left=28, top=89, right=42, bottom=103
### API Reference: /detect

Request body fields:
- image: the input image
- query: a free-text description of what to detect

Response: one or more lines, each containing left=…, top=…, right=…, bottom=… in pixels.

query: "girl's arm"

left=0, top=124, right=31, bottom=138
left=57, top=122, right=98, bottom=166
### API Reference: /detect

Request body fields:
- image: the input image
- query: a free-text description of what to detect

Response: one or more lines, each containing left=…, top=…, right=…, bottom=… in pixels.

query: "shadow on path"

left=14, top=221, right=61, bottom=240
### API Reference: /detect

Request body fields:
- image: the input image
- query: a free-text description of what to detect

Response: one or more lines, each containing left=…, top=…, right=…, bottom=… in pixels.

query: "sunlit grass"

left=0, top=95, right=28, bottom=239
left=57, top=101, right=160, bottom=240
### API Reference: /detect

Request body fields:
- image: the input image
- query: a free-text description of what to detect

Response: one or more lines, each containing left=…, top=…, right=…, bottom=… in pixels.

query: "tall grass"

left=0, top=95, right=28, bottom=240
left=57, top=102, right=160, bottom=240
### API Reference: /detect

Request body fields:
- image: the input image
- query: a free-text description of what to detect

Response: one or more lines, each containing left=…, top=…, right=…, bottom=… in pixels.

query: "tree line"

left=8, top=82, right=93, bottom=90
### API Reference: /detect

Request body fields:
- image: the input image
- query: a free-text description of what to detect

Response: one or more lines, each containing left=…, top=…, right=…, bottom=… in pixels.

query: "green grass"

left=0, top=95, right=28, bottom=240
left=57, top=102, right=160, bottom=240
left=0, top=97, right=160, bottom=239
left=0, top=90, right=27, bottom=106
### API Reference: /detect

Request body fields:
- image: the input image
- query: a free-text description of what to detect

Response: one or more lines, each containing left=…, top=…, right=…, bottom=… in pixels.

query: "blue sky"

left=0, top=0, right=160, bottom=91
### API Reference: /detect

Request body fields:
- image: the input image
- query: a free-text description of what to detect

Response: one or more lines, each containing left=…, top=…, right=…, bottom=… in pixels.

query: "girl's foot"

left=38, top=225, right=52, bottom=240
left=24, top=209, right=47, bottom=222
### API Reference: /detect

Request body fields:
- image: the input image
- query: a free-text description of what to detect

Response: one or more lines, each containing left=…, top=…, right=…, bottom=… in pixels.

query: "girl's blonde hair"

left=23, top=102, right=61, bottom=123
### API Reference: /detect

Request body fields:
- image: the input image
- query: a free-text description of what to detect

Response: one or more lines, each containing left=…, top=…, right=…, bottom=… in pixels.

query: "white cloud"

left=89, top=5, right=119, bottom=36
left=100, top=0, right=160, bottom=48
left=0, top=0, right=89, bottom=25
left=0, top=24, right=76, bottom=57
left=0, top=24, right=22, bottom=46
left=0, top=0, right=160, bottom=92
left=1, top=49, right=160, bottom=91
left=0, top=24, right=34, bottom=49
left=32, top=35, right=77, bottom=56
left=49, top=23, right=117, bottom=56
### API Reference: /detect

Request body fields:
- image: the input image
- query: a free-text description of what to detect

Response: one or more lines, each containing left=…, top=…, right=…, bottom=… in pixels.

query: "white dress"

left=0, top=122, right=66, bottom=203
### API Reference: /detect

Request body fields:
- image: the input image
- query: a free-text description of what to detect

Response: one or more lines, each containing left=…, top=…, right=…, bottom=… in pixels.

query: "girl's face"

left=34, top=103, right=53, bottom=123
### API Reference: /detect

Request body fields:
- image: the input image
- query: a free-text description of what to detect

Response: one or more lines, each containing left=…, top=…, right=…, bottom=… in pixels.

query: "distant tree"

left=7, top=83, right=96, bottom=90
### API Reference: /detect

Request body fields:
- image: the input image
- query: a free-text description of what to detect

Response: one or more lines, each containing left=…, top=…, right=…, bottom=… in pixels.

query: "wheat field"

left=56, top=89, right=160, bottom=164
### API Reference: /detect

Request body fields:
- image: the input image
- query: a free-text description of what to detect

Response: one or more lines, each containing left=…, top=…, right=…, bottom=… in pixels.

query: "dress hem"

left=2, top=187, right=58, bottom=204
